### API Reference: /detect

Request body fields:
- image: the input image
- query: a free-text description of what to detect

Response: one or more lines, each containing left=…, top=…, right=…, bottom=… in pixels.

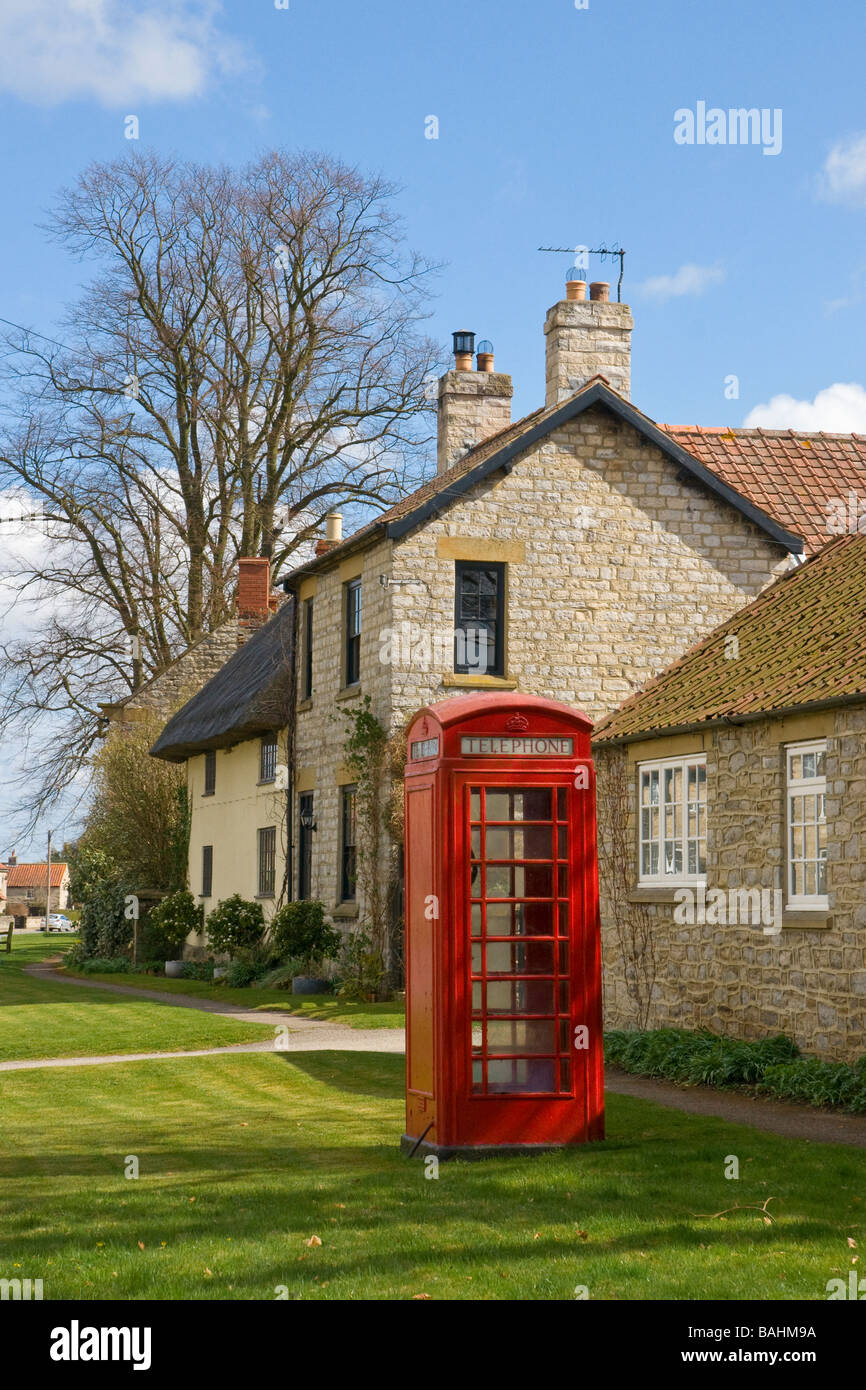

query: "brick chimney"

left=437, top=331, right=513, bottom=475
left=237, top=557, right=278, bottom=644
left=544, top=277, right=633, bottom=406
left=7, top=851, right=16, bottom=866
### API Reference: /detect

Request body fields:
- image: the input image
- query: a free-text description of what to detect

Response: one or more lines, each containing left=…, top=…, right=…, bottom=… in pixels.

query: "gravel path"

left=605, top=1067, right=866, bottom=1148
left=17, top=962, right=866, bottom=1147
left=15, top=958, right=405, bottom=1063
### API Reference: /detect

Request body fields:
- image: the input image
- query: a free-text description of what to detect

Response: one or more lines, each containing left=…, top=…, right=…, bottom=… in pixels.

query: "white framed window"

left=786, top=741, right=828, bottom=909
left=638, top=755, right=707, bottom=886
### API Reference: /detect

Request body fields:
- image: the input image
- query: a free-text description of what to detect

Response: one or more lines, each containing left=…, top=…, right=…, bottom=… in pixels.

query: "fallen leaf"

left=137, top=1242, right=145, bottom=1251
left=204, top=1268, right=212, bottom=1277
left=412, top=1293, right=431, bottom=1300
left=305, top=1235, right=322, bottom=1248
left=848, top=1238, right=858, bottom=1248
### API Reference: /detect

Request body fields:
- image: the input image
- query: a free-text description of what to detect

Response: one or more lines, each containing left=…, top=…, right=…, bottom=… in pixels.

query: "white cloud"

left=819, top=133, right=866, bottom=206
left=0, top=0, right=251, bottom=107
left=638, top=263, right=725, bottom=302
left=743, top=382, right=866, bottom=432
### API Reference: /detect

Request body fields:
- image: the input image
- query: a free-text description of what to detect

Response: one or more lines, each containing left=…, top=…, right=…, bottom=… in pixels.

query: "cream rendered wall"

left=186, top=734, right=288, bottom=953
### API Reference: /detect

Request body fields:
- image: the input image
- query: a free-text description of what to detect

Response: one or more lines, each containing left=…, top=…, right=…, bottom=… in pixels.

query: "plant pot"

left=212, top=966, right=227, bottom=980
left=165, top=960, right=185, bottom=978
left=292, top=975, right=329, bottom=995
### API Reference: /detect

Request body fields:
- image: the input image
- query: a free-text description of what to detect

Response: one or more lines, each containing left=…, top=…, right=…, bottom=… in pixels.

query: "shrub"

left=205, top=895, right=265, bottom=957
left=255, top=964, right=301, bottom=991
left=68, top=846, right=117, bottom=906
left=759, top=1058, right=866, bottom=1113
left=336, top=928, right=389, bottom=1001
left=79, top=879, right=133, bottom=960
left=76, top=957, right=133, bottom=975
left=604, top=1028, right=800, bottom=1087
left=225, top=958, right=272, bottom=988
left=178, top=960, right=214, bottom=981
left=268, top=901, right=340, bottom=974
left=147, top=890, right=203, bottom=959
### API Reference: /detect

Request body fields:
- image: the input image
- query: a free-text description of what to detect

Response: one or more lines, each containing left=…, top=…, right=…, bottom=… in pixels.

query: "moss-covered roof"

left=594, top=533, right=866, bottom=743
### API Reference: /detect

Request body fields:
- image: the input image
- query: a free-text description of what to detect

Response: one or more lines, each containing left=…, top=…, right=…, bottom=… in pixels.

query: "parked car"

left=47, top=915, right=76, bottom=933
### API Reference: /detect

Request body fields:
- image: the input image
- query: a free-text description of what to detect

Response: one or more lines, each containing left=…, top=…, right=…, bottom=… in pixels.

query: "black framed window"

left=454, top=562, right=505, bottom=677
left=344, top=579, right=361, bottom=687
left=257, top=826, right=276, bottom=897
left=203, top=750, right=216, bottom=795
left=259, top=733, right=278, bottom=783
left=298, top=792, right=314, bottom=901
left=302, top=597, right=314, bottom=700
left=201, top=845, right=213, bottom=899
left=340, top=786, right=357, bottom=902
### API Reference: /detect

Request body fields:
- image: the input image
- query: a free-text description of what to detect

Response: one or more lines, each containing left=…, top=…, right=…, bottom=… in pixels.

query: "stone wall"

left=595, top=704, right=866, bottom=1061
left=106, top=622, right=241, bottom=728
left=437, top=369, right=513, bottom=474
left=544, top=300, right=633, bottom=404
left=291, top=400, right=792, bottom=931
left=293, top=538, right=395, bottom=919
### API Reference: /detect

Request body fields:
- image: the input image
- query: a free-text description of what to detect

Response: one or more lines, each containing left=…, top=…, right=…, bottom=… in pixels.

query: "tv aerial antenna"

left=537, top=243, right=626, bottom=302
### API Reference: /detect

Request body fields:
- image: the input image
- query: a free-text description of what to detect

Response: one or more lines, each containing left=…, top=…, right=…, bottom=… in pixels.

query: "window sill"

left=255, top=893, right=275, bottom=901
left=257, top=778, right=276, bottom=787
left=202, top=791, right=215, bottom=798
left=781, top=910, right=832, bottom=930
left=296, top=698, right=313, bottom=713
left=442, top=673, right=517, bottom=690
left=336, top=684, right=362, bottom=702
left=629, top=885, right=706, bottom=904
left=332, top=902, right=359, bottom=919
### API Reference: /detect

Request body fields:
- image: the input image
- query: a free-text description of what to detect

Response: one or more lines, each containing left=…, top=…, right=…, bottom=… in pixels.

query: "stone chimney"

left=544, top=276, right=633, bottom=406
left=315, top=512, right=343, bottom=557
left=237, top=557, right=278, bottom=644
left=437, top=331, right=513, bottom=475
left=7, top=851, right=16, bottom=866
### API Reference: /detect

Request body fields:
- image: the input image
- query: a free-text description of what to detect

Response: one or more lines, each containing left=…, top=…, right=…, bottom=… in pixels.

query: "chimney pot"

left=476, top=338, right=495, bottom=373
left=589, top=281, right=610, bottom=302
left=452, top=329, right=476, bottom=371
left=325, top=512, right=343, bottom=545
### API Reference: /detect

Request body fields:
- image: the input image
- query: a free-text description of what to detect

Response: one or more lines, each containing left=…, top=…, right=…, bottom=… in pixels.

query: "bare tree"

left=0, top=148, right=441, bottom=829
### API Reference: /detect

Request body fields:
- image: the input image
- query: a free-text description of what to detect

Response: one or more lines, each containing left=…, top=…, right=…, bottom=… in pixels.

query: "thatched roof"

left=150, top=597, right=295, bottom=763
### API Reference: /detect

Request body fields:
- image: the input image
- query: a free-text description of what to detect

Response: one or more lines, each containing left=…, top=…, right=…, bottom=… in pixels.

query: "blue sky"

left=2, top=0, right=866, bottom=855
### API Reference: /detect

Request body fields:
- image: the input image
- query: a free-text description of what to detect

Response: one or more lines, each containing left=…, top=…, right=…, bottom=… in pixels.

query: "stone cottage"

left=151, top=274, right=865, bottom=1003
left=593, top=531, right=866, bottom=1060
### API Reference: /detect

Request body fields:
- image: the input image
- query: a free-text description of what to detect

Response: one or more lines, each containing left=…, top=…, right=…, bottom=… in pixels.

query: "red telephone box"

left=402, top=693, right=604, bottom=1158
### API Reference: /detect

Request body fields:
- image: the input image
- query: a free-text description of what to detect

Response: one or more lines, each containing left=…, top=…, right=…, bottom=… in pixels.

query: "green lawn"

left=0, top=937, right=275, bottom=1061
left=0, top=1048, right=863, bottom=1300
left=65, top=963, right=406, bottom=1030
